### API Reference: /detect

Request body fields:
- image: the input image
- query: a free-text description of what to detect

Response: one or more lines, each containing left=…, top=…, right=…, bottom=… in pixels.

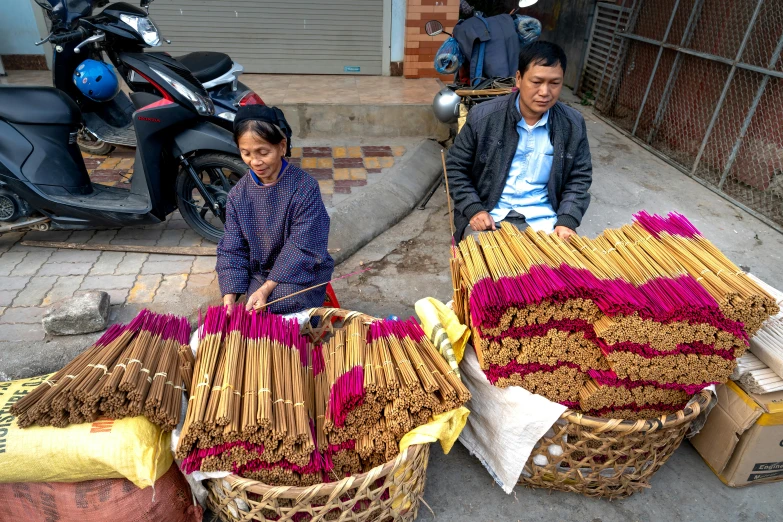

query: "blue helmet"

left=73, top=59, right=120, bottom=102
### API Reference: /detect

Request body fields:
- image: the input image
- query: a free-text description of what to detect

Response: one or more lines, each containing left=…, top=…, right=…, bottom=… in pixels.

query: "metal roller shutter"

left=151, top=0, right=384, bottom=75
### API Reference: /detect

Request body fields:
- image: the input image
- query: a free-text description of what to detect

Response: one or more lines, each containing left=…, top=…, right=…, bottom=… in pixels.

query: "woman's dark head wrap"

left=233, top=105, right=293, bottom=157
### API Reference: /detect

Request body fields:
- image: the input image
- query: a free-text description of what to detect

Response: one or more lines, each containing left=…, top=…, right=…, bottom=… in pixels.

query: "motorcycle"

left=428, top=0, right=541, bottom=124
left=34, top=0, right=263, bottom=154
left=0, top=52, right=246, bottom=243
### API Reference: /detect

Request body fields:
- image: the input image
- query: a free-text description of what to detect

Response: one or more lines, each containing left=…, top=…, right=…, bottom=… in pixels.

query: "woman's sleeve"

left=216, top=195, right=251, bottom=295
left=268, top=181, right=330, bottom=285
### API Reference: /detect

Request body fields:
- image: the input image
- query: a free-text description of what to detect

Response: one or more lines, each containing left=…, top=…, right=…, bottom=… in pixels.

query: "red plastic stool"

left=323, top=282, right=340, bottom=309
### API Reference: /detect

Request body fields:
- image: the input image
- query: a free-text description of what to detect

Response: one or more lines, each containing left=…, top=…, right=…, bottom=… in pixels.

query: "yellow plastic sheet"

left=415, top=297, right=470, bottom=366
left=391, top=407, right=470, bottom=512
left=399, top=406, right=470, bottom=455
left=0, top=374, right=172, bottom=488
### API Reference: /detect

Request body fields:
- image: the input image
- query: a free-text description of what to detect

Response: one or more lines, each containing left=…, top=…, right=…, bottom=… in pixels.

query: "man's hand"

left=554, top=226, right=575, bottom=241
left=246, top=281, right=279, bottom=311
left=470, top=211, right=496, bottom=232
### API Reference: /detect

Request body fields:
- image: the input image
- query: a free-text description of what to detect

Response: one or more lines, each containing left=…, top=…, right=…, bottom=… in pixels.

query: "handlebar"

left=49, top=29, right=86, bottom=45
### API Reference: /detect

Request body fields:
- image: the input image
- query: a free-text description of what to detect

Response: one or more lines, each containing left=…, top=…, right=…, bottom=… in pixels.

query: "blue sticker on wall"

left=344, top=66, right=361, bottom=73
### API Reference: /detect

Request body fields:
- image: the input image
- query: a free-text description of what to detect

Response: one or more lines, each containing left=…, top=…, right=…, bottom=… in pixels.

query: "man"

left=446, top=41, right=592, bottom=242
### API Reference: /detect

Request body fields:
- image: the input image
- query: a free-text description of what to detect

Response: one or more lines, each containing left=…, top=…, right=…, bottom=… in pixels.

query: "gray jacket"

left=446, top=94, right=593, bottom=240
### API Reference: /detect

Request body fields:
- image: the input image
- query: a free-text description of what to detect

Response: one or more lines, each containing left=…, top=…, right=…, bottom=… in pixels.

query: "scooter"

left=0, top=50, right=246, bottom=244
left=35, top=0, right=263, bottom=154
left=427, top=0, right=541, bottom=125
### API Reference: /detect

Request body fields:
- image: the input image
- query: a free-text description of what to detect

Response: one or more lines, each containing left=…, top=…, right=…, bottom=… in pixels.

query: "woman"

left=217, top=105, right=334, bottom=314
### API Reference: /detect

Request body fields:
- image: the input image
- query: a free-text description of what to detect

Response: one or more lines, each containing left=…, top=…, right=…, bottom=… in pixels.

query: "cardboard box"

left=691, top=381, right=783, bottom=486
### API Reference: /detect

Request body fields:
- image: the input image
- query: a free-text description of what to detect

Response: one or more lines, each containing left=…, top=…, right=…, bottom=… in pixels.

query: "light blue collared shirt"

left=490, top=97, right=557, bottom=232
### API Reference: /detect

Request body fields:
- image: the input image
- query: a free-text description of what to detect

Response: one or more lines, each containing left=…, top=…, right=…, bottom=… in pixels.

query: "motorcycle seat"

left=176, top=52, right=233, bottom=84
left=0, top=86, right=80, bottom=125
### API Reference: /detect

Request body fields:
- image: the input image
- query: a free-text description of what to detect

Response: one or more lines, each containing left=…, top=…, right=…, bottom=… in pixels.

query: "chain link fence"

left=595, top=0, right=783, bottom=232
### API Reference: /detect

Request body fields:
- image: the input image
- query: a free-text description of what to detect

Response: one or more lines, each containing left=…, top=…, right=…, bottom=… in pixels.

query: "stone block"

left=42, top=291, right=110, bottom=336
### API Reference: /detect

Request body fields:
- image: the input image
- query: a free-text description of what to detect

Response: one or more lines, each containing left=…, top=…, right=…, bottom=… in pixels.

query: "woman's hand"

left=223, top=293, right=237, bottom=309
left=246, top=281, right=279, bottom=311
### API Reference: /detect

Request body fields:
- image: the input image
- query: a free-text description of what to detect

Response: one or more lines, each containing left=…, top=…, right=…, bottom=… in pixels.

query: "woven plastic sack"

left=435, top=37, right=464, bottom=75
left=513, top=15, right=542, bottom=44
left=0, top=464, right=201, bottom=522
left=0, top=374, right=172, bottom=488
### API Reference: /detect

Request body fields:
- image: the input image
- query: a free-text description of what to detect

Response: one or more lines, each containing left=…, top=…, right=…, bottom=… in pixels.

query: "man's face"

left=516, top=61, right=564, bottom=117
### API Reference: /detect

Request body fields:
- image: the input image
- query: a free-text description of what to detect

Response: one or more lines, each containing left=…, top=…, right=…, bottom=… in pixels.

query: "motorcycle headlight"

left=120, top=14, right=161, bottom=47
left=152, top=68, right=215, bottom=116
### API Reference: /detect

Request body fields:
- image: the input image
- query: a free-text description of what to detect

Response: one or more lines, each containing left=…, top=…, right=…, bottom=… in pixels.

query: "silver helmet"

left=432, top=88, right=461, bottom=124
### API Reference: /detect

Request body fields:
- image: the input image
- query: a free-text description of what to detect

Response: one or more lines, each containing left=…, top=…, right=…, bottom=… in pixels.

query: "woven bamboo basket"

left=518, top=390, right=712, bottom=499
left=206, top=308, right=432, bottom=522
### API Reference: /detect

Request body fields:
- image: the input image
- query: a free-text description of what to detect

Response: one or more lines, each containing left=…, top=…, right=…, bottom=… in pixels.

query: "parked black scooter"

left=35, top=0, right=262, bottom=154
left=0, top=50, right=245, bottom=243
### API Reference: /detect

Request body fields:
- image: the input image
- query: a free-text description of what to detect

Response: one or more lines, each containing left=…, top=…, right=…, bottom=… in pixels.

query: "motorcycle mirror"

left=425, top=20, right=444, bottom=37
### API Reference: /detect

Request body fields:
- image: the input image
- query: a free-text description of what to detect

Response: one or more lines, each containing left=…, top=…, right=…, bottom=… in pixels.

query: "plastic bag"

left=0, top=464, right=201, bottom=522
left=513, top=15, right=542, bottom=44
left=0, top=374, right=172, bottom=488
left=435, top=37, right=464, bottom=75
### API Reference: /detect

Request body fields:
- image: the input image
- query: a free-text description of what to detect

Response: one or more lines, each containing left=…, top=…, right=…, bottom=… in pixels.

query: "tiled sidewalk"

left=84, top=145, right=407, bottom=208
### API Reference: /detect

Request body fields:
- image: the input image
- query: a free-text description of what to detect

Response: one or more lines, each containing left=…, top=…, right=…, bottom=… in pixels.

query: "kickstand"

left=417, top=178, right=443, bottom=210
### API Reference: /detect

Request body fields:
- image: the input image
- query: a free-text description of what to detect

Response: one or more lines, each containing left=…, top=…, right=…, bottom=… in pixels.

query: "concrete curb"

left=328, top=139, right=444, bottom=265
left=280, top=104, right=449, bottom=141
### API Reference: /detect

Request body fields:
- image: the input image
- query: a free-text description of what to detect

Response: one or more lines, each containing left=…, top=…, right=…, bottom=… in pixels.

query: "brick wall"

left=404, top=0, right=460, bottom=79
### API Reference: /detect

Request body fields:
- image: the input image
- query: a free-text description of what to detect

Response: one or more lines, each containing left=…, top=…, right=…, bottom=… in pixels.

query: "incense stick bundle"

left=12, top=310, right=190, bottom=431
left=179, top=308, right=470, bottom=486
left=451, top=212, right=778, bottom=417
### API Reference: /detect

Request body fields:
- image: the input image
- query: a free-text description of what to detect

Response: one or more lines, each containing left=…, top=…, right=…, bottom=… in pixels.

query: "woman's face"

left=237, top=131, right=287, bottom=180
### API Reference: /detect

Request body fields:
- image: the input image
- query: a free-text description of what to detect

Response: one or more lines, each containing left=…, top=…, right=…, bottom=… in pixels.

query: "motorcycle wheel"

left=175, top=153, right=247, bottom=244
left=77, top=130, right=115, bottom=156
